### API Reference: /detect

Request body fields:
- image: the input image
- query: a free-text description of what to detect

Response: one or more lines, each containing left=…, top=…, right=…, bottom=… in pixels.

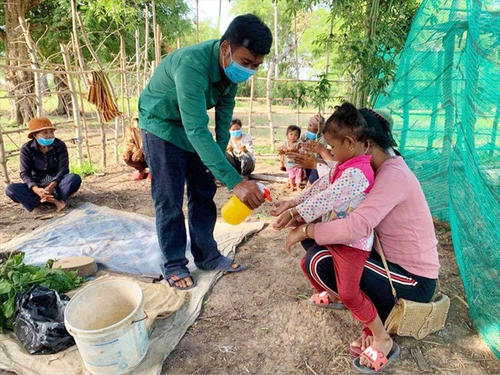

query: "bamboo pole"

left=18, top=17, right=43, bottom=117
left=114, top=117, right=119, bottom=163
left=0, top=129, right=10, bottom=184
left=71, top=35, right=92, bottom=164
left=248, top=76, right=255, bottom=136
left=70, top=0, right=89, bottom=89
left=152, top=0, right=161, bottom=66
left=177, top=37, right=181, bottom=49
left=60, top=44, right=83, bottom=167
left=196, top=0, right=199, bottom=43
left=266, top=60, right=276, bottom=152
left=143, top=5, right=150, bottom=88
left=274, top=0, right=279, bottom=80
left=294, top=14, right=300, bottom=126
left=75, top=11, right=119, bottom=103
left=135, top=29, right=142, bottom=96
left=98, top=112, right=107, bottom=168
left=120, top=34, right=131, bottom=119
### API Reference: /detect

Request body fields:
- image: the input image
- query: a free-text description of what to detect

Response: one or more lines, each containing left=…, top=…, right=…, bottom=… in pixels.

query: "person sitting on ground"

left=299, top=114, right=328, bottom=185
left=279, top=125, right=303, bottom=191
left=225, top=118, right=255, bottom=177
left=123, top=116, right=149, bottom=180
left=5, top=117, right=81, bottom=212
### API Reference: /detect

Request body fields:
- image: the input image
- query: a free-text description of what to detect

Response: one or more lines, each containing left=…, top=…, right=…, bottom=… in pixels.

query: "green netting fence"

left=376, top=0, right=499, bottom=358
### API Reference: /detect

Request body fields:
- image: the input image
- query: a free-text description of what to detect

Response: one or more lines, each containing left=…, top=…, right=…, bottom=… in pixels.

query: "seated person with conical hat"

left=5, top=117, right=81, bottom=212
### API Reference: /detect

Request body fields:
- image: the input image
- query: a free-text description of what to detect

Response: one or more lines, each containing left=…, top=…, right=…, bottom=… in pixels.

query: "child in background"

left=279, top=125, right=302, bottom=191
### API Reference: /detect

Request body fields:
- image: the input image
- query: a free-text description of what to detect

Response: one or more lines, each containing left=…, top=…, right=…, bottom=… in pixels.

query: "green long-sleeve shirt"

left=138, top=39, right=242, bottom=189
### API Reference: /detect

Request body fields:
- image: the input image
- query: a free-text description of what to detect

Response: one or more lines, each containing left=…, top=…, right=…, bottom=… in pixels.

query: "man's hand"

left=32, top=186, right=54, bottom=203
left=227, top=144, right=234, bottom=153
left=45, top=181, right=57, bottom=195
left=239, top=145, right=247, bottom=153
left=232, top=180, right=265, bottom=210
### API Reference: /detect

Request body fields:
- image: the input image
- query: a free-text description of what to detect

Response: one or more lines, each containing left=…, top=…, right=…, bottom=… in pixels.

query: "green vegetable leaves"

left=0, top=252, right=84, bottom=332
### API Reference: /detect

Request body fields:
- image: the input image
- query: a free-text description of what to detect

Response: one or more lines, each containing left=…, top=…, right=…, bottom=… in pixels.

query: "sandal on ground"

left=308, top=291, right=346, bottom=310
left=166, top=273, right=196, bottom=291
left=212, top=255, right=244, bottom=273
left=352, top=342, right=400, bottom=373
left=350, top=327, right=373, bottom=357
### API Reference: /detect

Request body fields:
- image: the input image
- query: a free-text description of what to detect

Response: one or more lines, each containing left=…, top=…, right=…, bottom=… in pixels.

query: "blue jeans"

left=5, top=173, right=81, bottom=212
left=141, top=130, right=223, bottom=278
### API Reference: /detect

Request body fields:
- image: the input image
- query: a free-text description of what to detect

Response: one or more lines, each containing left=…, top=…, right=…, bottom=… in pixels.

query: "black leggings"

left=301, top=239, right=437, bottom=322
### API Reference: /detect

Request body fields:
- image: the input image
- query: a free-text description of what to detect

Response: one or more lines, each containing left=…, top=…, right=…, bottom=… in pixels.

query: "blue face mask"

left=223, top=46, right=256, bottom=84
left=230, top=129, right=243, bottom=138
left=306, top=131, right=317, bottom=140
left=37, top=137, right=55, bottom=147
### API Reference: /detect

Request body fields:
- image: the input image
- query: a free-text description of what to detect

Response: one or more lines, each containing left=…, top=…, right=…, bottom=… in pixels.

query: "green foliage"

left=21, top=0, right=193, bottom=64
left=70, top=161, right=98, bottom=176
left=0, top=252, right=84, bottom=331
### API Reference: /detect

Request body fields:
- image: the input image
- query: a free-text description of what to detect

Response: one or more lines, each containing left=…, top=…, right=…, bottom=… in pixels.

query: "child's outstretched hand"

left=273, top=208, right=304, bottom=230
left=270, top=200, right=294, bottom=216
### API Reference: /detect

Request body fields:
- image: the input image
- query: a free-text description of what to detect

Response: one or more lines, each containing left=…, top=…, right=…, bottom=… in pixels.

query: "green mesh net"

left=376, top=0, right=499, bottom=358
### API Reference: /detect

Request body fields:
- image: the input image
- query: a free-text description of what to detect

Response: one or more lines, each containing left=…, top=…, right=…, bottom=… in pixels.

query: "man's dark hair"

left=221, top=14, right=273, bottom=55
left=287, top=125, right=301, bottom=137
left=231, top=118, right=242, bottom=127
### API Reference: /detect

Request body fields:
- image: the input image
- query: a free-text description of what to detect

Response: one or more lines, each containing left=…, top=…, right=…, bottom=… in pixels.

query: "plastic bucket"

left=64, top=279, right=149, bottom=375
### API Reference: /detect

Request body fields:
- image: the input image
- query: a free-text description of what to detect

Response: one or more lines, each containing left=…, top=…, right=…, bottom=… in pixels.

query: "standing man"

left=139, top=14, right=273, bottom=290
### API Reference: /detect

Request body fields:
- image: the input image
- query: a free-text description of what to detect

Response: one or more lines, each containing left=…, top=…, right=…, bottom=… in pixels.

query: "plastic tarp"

left=0, top=203, right=264, bottom=374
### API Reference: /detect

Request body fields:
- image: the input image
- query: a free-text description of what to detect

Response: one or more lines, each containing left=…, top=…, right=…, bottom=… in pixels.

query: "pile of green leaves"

left=0, top=252, right=84, bottom=332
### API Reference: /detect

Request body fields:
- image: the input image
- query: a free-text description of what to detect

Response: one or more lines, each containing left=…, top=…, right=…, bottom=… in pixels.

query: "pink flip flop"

left=308, top=291, right=346, bottom=310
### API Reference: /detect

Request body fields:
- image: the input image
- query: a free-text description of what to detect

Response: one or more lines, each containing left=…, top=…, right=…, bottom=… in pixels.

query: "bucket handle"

left=132, top=311, right=148, bottom=324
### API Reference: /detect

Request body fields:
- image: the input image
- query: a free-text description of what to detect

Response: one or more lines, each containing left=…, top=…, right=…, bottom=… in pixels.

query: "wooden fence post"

left=248, top=76, right=254, bottom=136
left=143, top=5, right=150, bottom=89
left=135, top=29, right=142, bottom=96
left=18, top=17, right=43, bottom=117
left=266, top=61, right=276, bottom=152
left=0, top=129, right=10, bottom=184
left=60, top=44, right=83, bottom=167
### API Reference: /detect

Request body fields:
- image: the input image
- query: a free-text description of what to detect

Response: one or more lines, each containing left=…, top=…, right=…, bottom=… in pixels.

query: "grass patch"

left=70, top=161, right=99, bottom=176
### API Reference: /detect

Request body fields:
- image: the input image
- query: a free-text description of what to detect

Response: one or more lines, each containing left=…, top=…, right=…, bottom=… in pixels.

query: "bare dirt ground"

left=1, top=161, right=498, bottom=375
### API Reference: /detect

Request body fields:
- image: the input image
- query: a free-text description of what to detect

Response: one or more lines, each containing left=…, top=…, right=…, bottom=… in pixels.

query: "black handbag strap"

left=375, top=233, right=399, bottom=304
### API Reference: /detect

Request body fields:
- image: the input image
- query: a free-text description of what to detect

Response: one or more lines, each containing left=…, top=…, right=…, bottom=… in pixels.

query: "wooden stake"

left=120, top=34, right=131, bottom=119
left=114, top=117, right=119, bottom=163
left=143, top=5, right=150, bottom=88
left=135, top=29, right=142, bottom=96
left=294, top=14, right=300, bottom=126
left=60, top=44, right=83, bottom=167
left=152, top=0, right=161, bottom=66
left=18, top=17, right=43, bottom=117
left=196, top=0, right=199, bottom=43
left=71, top=34, right=92, bottom=164
left=248, top=76, right=254, bottom=136
left=0, top=129, right=10, bottom=184
left=266, top=59, right=275, bottom=152
left=273, top=0, right=279, bottom=80
left=98, top=111, right=107, bottom=168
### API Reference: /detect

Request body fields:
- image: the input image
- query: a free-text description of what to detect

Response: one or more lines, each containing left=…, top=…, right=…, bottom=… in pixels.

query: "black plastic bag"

left=13, top=285, right=75, bottom=354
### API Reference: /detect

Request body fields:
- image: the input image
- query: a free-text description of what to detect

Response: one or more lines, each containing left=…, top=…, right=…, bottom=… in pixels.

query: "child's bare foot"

left=54, top=199, right=67, bottom=212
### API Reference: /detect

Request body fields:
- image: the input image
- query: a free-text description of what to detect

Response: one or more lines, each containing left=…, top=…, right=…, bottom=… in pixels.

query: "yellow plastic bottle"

left=221, top=183, right=271, bottom=225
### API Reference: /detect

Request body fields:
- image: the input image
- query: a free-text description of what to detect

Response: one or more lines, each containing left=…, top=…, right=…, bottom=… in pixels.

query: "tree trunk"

left=4, top=0, right=40, bottom=124
left=53, top=72, right=72, bottom=117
